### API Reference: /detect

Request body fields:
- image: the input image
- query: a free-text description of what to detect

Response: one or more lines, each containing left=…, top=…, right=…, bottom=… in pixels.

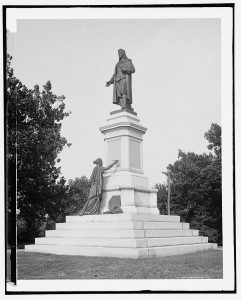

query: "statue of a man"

left=106, top=49, right=135, bottom=110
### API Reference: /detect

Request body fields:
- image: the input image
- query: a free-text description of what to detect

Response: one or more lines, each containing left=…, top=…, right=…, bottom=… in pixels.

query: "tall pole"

left=162, top=171, right=171, bottom=215
left=167, top=171, right=171, bottom=215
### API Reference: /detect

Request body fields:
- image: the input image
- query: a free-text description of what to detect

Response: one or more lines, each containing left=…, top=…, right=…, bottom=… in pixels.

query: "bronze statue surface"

left=106, top=49, right=135, bottom=113
left=77, top=158, right=118, bottom=216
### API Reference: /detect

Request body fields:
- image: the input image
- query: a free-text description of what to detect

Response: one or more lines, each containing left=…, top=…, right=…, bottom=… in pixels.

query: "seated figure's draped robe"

left=77, top=165, right=105, bottom=216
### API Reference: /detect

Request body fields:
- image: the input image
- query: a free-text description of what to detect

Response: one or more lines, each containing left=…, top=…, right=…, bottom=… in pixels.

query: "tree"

left=155, top=183, right=168, bottom=215
left=40, top=176, right=91, bottom=224
left=157, top=124, right=222, bottom=244
left=64, top=176, right=91, bottom=216
left=6, top=54, right=71, bottom=242
left=204, top=123, right=221, bottom=158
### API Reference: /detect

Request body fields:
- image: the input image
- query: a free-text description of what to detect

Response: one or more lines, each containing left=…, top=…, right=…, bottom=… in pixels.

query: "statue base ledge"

left=110, top=108, right=137, bottom=116
left=103, top=185, right=158, bottom=193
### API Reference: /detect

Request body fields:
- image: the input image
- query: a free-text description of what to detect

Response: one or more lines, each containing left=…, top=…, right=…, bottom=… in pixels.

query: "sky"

left=7, top=16, right=221, bottom=186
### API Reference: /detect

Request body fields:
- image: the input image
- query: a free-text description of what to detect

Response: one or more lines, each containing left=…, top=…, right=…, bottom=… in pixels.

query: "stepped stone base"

left=25, top=213, right=217, bottom=259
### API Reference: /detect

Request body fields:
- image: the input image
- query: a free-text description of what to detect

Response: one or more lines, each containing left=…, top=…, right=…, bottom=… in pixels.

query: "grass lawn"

left=16, top=250, right=223, bottom=280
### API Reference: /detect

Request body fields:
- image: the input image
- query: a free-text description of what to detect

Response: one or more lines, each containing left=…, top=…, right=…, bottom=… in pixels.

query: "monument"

left=25, top=49, right=217, bottom=258
left=101, top=48, right=159, bottom=214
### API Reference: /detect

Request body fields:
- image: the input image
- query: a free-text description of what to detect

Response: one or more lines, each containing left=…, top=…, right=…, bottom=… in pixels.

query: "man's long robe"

left=109, top=58, right=135, bottom=105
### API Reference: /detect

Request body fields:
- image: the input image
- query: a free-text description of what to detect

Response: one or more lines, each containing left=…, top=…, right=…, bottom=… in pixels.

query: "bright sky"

left=7, top=13, right=221, bottom=186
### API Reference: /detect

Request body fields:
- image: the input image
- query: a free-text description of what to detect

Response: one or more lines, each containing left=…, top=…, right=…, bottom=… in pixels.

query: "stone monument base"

left=101, top=186, right=159, bottom=214
left=25, top=213, right=217, bottom=258
left=99, top=111, right=160, bottom=214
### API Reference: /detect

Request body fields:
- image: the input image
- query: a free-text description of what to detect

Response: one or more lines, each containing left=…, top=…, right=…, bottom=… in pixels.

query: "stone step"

left=147, top=236, right=208, bottom=247
left=66, top=213, right=180, bottom=223
left=56, top=221, right=143, bottom=230
left=45, top=229, right=198, bottom=239
left=35, top=236, right=208, bottom=248
left=25, top=243, right=217, bottom=258
left=56, top=221, right=189, bottom=230
left=144, top=222, right=189, bottom=230
left=145, top=229, right=199, bottom=238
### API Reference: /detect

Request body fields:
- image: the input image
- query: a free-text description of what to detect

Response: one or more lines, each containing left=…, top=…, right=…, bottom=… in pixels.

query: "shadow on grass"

left=16, top=250, right=223, bottom=280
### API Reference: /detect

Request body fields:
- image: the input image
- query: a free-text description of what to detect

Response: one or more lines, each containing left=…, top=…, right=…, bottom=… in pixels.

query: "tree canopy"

left=65, top=176, right=91, bottom=216
left=6, top=54, right=71, bottom=241
left=156, top=124, right=222, bottom=244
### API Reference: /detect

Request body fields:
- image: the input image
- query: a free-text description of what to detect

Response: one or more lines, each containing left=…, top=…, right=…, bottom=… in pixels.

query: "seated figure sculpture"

left=77, top=158, right=118, bottom=216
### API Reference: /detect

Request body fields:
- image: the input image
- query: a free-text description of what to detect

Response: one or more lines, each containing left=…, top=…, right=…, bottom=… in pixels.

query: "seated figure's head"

left=93, top=158, right=103, bottom=166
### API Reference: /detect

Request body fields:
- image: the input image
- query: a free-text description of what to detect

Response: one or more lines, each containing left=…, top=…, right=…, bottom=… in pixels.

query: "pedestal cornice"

left=100, top=121, right=147, bottom=136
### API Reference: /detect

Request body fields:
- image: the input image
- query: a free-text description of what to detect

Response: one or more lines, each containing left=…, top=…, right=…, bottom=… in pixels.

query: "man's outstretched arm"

left=105, top=75, right=114, bottom=87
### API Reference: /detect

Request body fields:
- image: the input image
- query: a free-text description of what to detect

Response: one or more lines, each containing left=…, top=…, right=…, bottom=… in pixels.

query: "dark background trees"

left=45, top=176, right=91, bottom=225
left=156, top=123, right=222, bottom=244
left=7, top=55, right=93, bottom=244
left=6, top=54, right=72, bottom=243
left=65, top=176, right=90, bottom=216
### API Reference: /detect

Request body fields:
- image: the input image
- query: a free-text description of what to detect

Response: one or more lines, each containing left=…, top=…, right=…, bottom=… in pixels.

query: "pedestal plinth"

left=99, top=111, right=159, bottom=214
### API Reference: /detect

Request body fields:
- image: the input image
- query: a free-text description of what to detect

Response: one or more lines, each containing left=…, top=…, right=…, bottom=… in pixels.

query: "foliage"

left=43, top=176, right=69, bottom=223
left=17, top=218, right=43, bottom=245
left=6, top=54, right=71, bottom=242
left=155, top=183, right=168, bottom=215
left=40, top=176, right=91, bottom=223
left=204, top=123, right=221, bottom=158
left=64, top=176, right=91, bottom=216
left=157, top=124, right=222, bottom=244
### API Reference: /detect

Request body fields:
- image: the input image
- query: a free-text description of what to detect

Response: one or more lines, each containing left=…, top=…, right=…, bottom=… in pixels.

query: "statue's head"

left=93, top=158, right=103, bottom=166
left=118, top=49, right=127, bottom=60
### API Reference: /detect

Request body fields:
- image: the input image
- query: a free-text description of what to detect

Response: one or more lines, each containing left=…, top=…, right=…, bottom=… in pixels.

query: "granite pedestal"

left=99, top=110, right=159, bottom=214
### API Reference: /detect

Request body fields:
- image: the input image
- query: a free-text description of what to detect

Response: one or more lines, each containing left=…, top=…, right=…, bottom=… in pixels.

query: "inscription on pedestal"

left=107, top=138, right=121, bottom=166
left=130, top=139, right=141, bottom=170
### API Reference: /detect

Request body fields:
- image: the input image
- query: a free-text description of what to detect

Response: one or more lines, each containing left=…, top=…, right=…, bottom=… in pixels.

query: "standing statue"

left=77, top=158, right=118, bottom=216
left=106, top=49, right=135, bottom=110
